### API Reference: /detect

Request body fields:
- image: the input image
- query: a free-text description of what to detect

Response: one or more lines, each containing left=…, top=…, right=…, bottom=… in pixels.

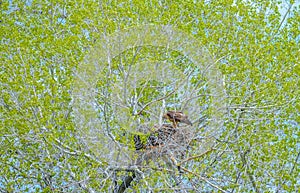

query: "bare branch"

left=180, top=166, right=229, bottom=193
left=179, top=148, right=214, bottom=165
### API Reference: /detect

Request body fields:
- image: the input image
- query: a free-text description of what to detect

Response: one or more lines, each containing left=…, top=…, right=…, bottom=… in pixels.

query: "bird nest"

left=134, top=123, right=194, bottom=166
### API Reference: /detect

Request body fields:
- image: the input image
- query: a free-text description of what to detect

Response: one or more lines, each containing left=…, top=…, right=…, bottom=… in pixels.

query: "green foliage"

left=1, top=0, right=299, bottom=192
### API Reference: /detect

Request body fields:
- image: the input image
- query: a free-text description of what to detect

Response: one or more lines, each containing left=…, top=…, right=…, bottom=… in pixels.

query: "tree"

left=1, top=0, right=299, bottom=192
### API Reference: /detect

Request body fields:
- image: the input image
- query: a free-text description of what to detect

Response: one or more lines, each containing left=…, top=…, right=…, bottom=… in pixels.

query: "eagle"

left=163, top=110, right=192, bottom=128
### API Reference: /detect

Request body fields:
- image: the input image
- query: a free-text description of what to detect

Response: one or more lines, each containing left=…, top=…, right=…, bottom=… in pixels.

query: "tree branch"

left=179, top=148, right=214, bottom=165
left=115, top=171, right=136, bottom=193
left=180, top=166, right=229, bottom=193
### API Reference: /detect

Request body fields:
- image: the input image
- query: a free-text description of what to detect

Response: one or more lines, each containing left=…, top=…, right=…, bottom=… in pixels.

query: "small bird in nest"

left=163, top=110, right=192, bottom=128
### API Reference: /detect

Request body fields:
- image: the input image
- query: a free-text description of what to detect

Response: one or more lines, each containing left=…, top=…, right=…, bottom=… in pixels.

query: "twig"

left=134, top=69, right=195, bottom=116
left=51, top=136, right=100, bottom=164
left=135, top=86, right=176, bottom=116
left=232, top=103, right=260, bottom=193
left=276, top=150, right=300, bottom=193
left=272, top=3, right=293, bottom=41
left=179, top=148, right=214, bottom=165
left=180, top=166, right=229, bottom=193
